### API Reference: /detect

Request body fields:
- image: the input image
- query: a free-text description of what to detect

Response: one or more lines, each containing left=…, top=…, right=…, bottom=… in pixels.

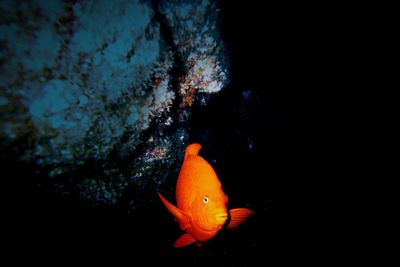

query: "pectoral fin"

left=227, top=208, right=255, bottom=230
left=157, top=192, right=189, bottom=230
left=173, top=233, right=196, bottom=248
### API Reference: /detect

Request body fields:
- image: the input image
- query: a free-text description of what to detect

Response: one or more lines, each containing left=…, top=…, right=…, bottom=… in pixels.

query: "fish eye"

left=203, top=196, right=209, bottom=204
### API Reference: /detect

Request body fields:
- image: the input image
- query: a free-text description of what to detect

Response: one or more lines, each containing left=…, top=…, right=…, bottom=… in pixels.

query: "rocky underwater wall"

left=0, top=0, right=228, bottom=206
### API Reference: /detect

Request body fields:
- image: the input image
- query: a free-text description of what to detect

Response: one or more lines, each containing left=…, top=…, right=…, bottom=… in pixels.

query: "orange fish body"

left=157, top=143, right=254, bottom=247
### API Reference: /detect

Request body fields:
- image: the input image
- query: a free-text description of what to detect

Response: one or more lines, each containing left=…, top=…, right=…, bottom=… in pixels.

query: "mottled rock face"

left=0, top=0, right=228, bottom=206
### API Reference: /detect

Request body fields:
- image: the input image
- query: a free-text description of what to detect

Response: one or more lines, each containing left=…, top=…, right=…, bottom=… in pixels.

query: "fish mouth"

left=215, top=212, right=228, bottom=223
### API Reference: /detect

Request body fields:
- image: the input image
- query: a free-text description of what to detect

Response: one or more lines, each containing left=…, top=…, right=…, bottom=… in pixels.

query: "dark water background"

left=4, top=1, right=288, bottom=265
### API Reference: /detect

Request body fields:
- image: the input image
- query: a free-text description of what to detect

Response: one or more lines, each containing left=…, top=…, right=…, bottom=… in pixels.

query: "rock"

left=0, top=0, right=228, bottom=206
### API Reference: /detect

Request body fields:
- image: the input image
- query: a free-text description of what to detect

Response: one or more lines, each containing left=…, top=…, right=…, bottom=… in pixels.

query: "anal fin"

left=173, top=233, right=196, bottom=248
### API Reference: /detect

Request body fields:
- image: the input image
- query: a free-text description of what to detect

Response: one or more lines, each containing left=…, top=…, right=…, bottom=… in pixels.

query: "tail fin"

left=184, top=143, right=202, bottom=160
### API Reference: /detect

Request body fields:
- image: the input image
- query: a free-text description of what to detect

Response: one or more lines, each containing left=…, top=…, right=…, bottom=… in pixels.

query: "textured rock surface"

left=0, top=0, right=228, bottom=206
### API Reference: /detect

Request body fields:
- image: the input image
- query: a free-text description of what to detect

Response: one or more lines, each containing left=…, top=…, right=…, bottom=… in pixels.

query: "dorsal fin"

left=184, top=143, right=202, bottom=160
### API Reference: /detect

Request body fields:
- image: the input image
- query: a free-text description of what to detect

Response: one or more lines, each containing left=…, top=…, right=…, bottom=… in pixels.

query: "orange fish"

left=157, top=143, right=254, bottom=247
